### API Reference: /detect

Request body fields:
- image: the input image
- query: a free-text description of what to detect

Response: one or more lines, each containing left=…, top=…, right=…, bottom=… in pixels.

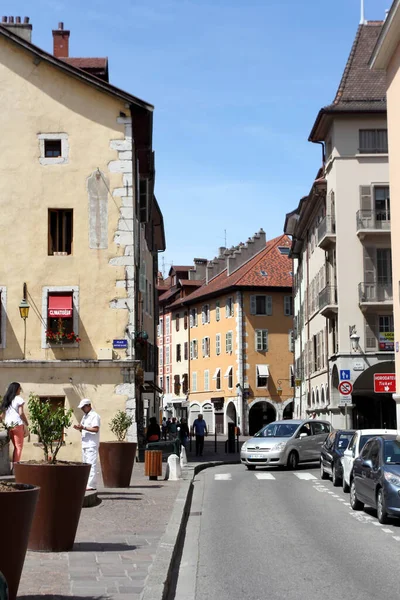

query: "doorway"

left=249, top=401, right=276, bottom=435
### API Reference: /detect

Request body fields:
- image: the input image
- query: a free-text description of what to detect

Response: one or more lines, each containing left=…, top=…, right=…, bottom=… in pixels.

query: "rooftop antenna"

left=360, top=0, right=365, bottom=24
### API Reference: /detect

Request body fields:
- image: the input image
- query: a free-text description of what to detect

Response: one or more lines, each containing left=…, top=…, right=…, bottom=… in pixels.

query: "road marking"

left=338, top=498, right=346, bottom=502
left=214, top=474, right=232, bottom=481
left=294, top=472, right=317, bottom=480
left=372, top=522, right=383, bottom=527
left=255, top=473, right=276, bottom=480
left=332, top=494, right=340, bottom=498
left=328, top=491, right=335, bottom=495
left=382, top=528, right=393, bottom=533
left=392, top=536, right=400, bottom=541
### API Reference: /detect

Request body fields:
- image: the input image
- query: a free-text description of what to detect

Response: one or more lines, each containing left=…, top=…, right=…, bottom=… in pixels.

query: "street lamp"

left=19, top=295, right=30, bottom=360
left=277, top=380, right=283, bottom=396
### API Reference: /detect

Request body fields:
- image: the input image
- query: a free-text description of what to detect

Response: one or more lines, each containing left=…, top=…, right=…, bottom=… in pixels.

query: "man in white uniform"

left=73, top=399, right=100, bottom=490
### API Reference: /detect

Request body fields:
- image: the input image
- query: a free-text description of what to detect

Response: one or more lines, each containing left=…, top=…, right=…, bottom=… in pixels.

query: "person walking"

left=73, top=399, right=100, bottom=491
left=146, top=416, right=161, bottom=443
left=192, top=413, right=207, bottom=457
left=178, top=417, right=189, bottom=449
left=169, top=417, right=178, bottom=440
left=161, top=417, right=168, bottom=440
left=1, top=382, right=28, bottom=467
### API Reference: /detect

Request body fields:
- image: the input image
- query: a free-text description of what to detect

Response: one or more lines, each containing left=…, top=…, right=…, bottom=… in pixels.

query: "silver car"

left=241, top=419, right=332, bottom=470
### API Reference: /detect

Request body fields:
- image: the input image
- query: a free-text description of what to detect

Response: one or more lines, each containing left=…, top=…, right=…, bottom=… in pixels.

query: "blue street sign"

left=340, top=369, right=351, bottom=380
left=113, top=339, right=128, bottom=349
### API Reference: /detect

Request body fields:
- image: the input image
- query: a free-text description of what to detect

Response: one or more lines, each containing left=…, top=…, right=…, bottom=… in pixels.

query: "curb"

left=142, top=459, right=241, bottom=600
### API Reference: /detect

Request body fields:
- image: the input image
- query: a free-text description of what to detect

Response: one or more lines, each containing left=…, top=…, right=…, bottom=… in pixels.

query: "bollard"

left=144, top=450, right=162, bottom=481
left=180, top=446, right=188, bottom=467
left=167, top=454, right=182, bottom=481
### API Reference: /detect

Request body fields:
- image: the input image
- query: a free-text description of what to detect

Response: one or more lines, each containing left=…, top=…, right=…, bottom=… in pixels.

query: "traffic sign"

left=374, top=373, right=396, bottom=394
left=339, top=396, right=352, bottom=406
left=340, top=370, right=351, bottom=380
left=338, top=381, right=353, bottom=396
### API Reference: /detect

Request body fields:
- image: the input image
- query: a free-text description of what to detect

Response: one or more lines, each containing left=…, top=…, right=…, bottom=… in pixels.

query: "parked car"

left=320, top=429, right=355, bottom=486
left=240, top=419, right=331, bottom=470
left=350, top=434, right=400, bottom=524
left=341, top=428, right=398, bottom=492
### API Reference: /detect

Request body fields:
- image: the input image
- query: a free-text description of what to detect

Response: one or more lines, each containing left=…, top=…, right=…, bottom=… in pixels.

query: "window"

left=202, top=337, right=210, bottom=357
left=216, top=333, right=221, bottom=356
left=190, top=340, right=198, bottom=360
left=204, top=370, right=210, bottom=391
left=377, top=248, right=392, bottom=284
left=46, top=292, right=75, bottom=344
left=192, top=372, right=197, bottom=392
left=374, top=186, right=390, bottom=221
left=184, top=342, right=188, bottom=361
left=379, top=315, right=394, bottom=351
left=278, top=246, right=290, bottom=256
left=216, top=301, right=220, bottom=321
left=176, top=344, right=181, bottom=362
left=255, top=329, right=268, bottom=352
left=48, top=209, right=73, bottom=255
left=45, top=139, right=62, bottom=157
left=182, top=373, right=188, bottom=394
left=174, top=374, right=180, bottom=396
left=284, top=296, right=293, bottom=316
left=202, top=304, right=210, bottom=324
left=159, top=346, right=163, bottom=367
left=226, top=331, right=233, bottom=353
left=184, top=311, right=188, bottom=330
left=250, top=295, right=272, bottom=316
left=175, top=313, right=180, bottom=332
left=290, top=365, right=295, bottom=388
left=213, top=368, right=221, bottom=390
left=158, top=319, right=163, bottom=337
left=311, top=422, right=330, bottom=436
left=225, top=297, right=234, bottom=318
left=165, top=316, right=171, bottom=335
left=190, top=308, right=198, bottom=328
left=166, top=376, right=170, bottom=394
left=159, top=376, right=163, bottom=392
left=359, top=129, right=388, bottom=154
left=256, top=364, right=269, bottom=388
left=165, top=346, right=170, bottom=365
left=288, top=330, right=294, bottom=352
left=224, top=366, right=233, bottom=389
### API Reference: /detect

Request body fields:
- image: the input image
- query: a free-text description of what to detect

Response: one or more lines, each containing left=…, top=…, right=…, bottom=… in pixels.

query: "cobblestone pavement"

left=18, top=463, right=180, bottom=600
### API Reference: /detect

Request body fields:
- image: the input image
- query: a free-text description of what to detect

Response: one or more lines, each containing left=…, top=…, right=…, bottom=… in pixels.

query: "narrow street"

left=175, top=464, right=400, bottom=600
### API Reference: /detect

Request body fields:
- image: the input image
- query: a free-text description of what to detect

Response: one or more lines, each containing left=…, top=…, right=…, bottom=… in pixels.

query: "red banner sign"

left=374, top=374, right=396, bottom=394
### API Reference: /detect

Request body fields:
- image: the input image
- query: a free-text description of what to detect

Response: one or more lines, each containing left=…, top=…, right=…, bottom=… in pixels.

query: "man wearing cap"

left=73, top=399, right=101, bottom=490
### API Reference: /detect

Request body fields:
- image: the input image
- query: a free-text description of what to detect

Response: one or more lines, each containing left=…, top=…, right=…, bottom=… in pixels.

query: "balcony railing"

left=356, top=209, right=391, bottom=232
left=317, top=217, right=336, bottom=248
left=358, top=281, right=393, bottom=304
left=318, top=286, right=337, bottom=311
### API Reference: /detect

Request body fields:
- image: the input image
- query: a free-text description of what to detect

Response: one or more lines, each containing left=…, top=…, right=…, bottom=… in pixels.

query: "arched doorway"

left=202, top=403, right=214, bottom=434
left=249, top=401, right=276, bottom=435
left=189, top=403, right=200, bottom=427
left=226, top=402, right=237, bottom=428
left=352, top=361, right=396, bottom=429
left=283, top=401, right=294, bottom=420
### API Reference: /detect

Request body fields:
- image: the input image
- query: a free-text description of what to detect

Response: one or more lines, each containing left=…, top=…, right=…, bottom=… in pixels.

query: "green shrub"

left=109, top=410, right=134, bottom=442
left=28, top=393, right=73, bottom=463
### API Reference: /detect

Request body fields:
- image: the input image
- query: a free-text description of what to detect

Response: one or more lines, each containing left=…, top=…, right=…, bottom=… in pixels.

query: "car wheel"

left=350, top=479, right=364, bottom=511
left=246, top=465, right=256, bottom=471
left=332, top=462, right=341, bottom=487
left=342, top=477, right=350, bottom=493
left=377, top=489, right=389, bottom=524
left=287, top=451, right=299, bottom=470
left=320, top=461, right=329, bottom=480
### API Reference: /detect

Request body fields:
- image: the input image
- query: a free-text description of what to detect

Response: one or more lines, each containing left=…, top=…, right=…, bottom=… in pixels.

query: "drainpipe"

left=237, top=291, right=245, bottom=434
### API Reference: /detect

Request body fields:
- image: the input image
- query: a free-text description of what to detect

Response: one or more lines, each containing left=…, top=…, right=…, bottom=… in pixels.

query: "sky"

left=10, top=0, right=387, bottom=272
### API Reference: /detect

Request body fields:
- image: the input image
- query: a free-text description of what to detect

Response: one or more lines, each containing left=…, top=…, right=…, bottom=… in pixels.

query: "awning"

left=257, top=364, right=270, bottom=377
left=224, top=366, right=232, bottom=378
left=212, top=368, right=220, bottom=380
left=48, top=295, right=72, bottom=318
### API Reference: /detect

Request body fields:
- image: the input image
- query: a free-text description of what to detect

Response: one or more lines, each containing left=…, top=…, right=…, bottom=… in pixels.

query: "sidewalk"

left=185, top=435, right=248, bottom=464
left=18, top=463, right=181, bottom=600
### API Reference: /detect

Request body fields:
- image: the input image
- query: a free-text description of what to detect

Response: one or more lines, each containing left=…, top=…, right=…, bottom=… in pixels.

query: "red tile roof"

left=182, top=234, right=292, bottom=304
left=179, top=279, right=203, bottom=287
left=61, top=57, right=109, bottom=81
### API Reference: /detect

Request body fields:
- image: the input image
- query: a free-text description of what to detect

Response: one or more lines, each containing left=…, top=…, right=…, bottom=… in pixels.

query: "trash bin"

left=144, top=450, right=162, bottom=480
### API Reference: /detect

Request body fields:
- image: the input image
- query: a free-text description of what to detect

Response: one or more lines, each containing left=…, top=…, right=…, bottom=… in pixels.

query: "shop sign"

left=374, top=373, right=396, bottom=394
left=379, top=331, right=394, bottom=352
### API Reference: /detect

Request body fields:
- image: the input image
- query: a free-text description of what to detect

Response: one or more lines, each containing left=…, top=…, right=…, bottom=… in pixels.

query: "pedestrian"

left=73, top=399, right=100, bottom=491
left=169, top=417, right=178, bottom=440
left=178, top=417, right=189, bottom=449
left=146, top=416, right=161, bottom=442
left=311, top=412, right=317, bottom=419
left=192, top=413, right=207, bottom=457
left=161, top=417, right=168, bottom=440
left=0, top=382, right=29, bottom=467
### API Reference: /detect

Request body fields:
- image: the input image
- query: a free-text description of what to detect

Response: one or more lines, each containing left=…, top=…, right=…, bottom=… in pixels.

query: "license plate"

left=249, top=454, right=265, bottom=459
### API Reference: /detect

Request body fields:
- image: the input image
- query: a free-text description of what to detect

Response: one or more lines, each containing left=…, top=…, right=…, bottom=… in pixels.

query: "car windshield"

left=254, top=423, right=298, bottom=438
left=337, top=433, right=353, bottom=451
left=384, top=440, right=400, bottom=464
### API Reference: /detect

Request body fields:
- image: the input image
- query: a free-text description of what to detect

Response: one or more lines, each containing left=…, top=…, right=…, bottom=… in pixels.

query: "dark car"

left=320, top=429, right=354, bottom=486
left=350, top=434, right=400, bottom=524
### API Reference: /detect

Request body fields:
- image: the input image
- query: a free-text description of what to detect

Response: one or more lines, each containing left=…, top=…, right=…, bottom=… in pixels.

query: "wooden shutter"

left=265, top=330, right=269, bottom=352
left=365, top=315, right=377, bottom=350
left=363, top=247, right=376, bottom=283
left=266, top=296, right=273, bottom=316
left=184, top=342, right=188, bottom=360
left=202, top=306, right=206, bottom=325
left=250, top=295, right=256, bottom=315
left=360, top=186, right=372, bottom=211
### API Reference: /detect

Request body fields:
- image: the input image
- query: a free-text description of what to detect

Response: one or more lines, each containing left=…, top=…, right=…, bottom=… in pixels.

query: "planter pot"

left=0, top=483, right=39, bottom=600
left=14, top=462, right=90, bottom=552
left=99, top=441, right=137, bottom=487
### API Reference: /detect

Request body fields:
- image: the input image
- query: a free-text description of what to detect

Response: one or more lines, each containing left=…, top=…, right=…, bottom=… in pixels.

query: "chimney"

left=1, top=16, right=32, bottom=42
left=52, top=22, right=70, bottom=58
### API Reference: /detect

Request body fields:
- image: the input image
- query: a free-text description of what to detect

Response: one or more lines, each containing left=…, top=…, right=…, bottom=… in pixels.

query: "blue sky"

left=11, top=0, right=385, bottom=272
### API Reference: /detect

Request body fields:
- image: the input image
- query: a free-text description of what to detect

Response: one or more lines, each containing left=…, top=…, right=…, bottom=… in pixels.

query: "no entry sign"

left=374, top=374, right=396, bottom=394
left=338, top=381, right=353, bottom=396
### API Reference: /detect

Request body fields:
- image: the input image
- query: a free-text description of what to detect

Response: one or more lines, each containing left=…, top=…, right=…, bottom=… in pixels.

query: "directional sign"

left=374, top=374, right=396, bottom=394
left=338, top=381, right=353, bottom=396
left=340, top=370, right=351, bottom=381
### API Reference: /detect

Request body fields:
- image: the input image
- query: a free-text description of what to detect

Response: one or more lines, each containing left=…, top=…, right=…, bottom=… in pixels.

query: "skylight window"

left=278, top=246, right=290, bottom=255
left=260, top=270, right=268, bottom=277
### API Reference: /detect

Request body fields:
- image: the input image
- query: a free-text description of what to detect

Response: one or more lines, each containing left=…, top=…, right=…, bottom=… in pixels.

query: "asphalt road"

left=174, top=463, right=400, bottom=600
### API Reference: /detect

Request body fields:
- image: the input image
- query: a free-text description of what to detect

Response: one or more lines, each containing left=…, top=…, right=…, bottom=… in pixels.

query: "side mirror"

left=362, top=459, right=373, bottom=469
left=299, top=432, right=308, bottom=439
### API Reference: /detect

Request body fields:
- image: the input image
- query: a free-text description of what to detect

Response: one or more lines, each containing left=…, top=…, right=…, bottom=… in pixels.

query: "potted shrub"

left=14, top=394, right=90, bottom=552
left=99, top=410, right=136, bottom=487
left=0, top=481, right=39, bottom=600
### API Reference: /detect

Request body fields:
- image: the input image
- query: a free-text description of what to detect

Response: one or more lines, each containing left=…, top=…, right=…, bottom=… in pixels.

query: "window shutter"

left=231, top=299, right=234, bottom=317
left=363, top=247, right=376, bottom=284
left=202, top=306, right=206, bottom=325
left=265, top=330, right=269, bottom=352
left=266, top=296, right=273, bottom=316
left=184, top=342, right=188, bottom=360
left=195, top=308, right=198, bottom=326
left=321, top=331, right=325, bottom=369
left=360, top=186, right=372, bottom=211
left=189, top=311, right=194, bottom=328
left=288, top=330, right=294, bottom=352
left=365, top=315, right=377, bottom=350
left=250, top=295, right=256, bottom=315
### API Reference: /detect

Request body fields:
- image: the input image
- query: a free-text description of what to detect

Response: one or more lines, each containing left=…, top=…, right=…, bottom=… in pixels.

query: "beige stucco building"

left=370, top=0, right=400, bottom=427
left=285, top=20, right=395, bottom=429
left=0, top=18, right=164, bottom=461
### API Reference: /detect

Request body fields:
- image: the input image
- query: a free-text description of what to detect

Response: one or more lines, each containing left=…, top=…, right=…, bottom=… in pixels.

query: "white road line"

left=392, top=536, right=400, bottom=541
left=294, top=473, right=317, bottom=480
left=372, top=522, right=383, bottom=527
left=338, top=498, right=346, bottom=502
left=382, top=528, right=393, bottom=533
left=328, top=491, right=335, bottom=495
left=255, top=473, right=276, bottom=480
left=214, top=474, right=232, bottom=481
left=332, top=494, right=340, bottom=498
